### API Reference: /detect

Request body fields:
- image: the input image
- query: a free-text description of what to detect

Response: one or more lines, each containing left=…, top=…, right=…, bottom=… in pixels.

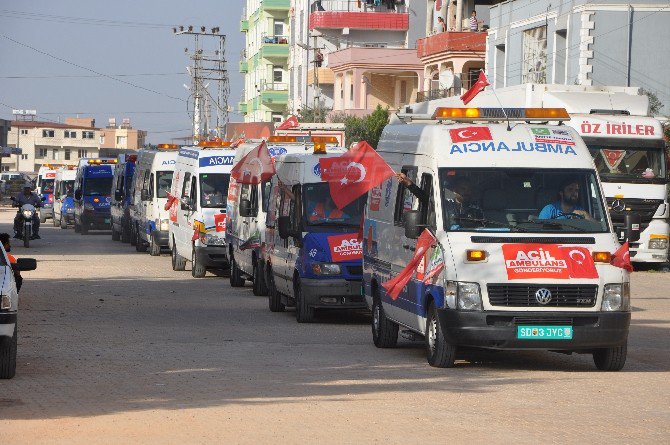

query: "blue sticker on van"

left=179, top=149, right=200, bottom=160
left=268, top=146, right=288, bottom=157
left=313, top=163, right=321, bottom=177
left=199, top=156, right=235, bottom=167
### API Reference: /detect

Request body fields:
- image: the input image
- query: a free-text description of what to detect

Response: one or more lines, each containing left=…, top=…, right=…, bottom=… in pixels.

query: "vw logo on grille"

left=611, top=199, right=626, bottom=212
left=535, top=288, right=553, bottom=305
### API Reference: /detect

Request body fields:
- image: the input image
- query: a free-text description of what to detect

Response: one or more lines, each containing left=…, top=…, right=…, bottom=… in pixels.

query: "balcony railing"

left=415, top=73, right=477, bottom=103
left=261, top=82, right=289, bottom=91
left=262, top=35, right=289, bottom=44
left=311, top=0, right=407, bottom=13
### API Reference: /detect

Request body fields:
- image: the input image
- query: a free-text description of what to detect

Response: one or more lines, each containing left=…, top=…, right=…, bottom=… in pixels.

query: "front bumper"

left=151, top=230, right=170, bottom=247
left=40, top=207, right=53, bottom=218
left=438, top=310, right=630, bottom=350
left=81, top=211, right=111, bottom=229
left=630, top=247, right=668, bottom=263
left=195, top=245, right=229, bottom=268
left=300, top=278, right=365, bottom=309
left=0, top=312, right=17, bottom=337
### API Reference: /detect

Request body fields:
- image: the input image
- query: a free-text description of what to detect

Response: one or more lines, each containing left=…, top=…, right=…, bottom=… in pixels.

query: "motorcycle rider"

left=13, top=182, right=42, bottom=240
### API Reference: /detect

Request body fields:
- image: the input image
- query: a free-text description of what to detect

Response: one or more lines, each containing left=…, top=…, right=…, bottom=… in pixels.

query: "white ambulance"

left=129, top=145, right=177, bottom=255
left=36, top=166, right=59, bottom=222
left=265, top=147, right=367, bottom=323
left=168, top=143, right=235, bottom=277
left=52, top=167, right=76, bottom=228
left=364, top=106, right=630, bottom=370
left=227, top=136, right=336, bottom=295
left=420, top=84, right=669, bottom=265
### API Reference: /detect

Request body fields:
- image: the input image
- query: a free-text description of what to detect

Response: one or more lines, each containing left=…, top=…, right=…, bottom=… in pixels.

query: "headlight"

left=648, top=237, right=668, bottom=250
left=204, top=233, right=226, bottom=246
left=0, top=295, right=11, bottom=310
left=602, top=283, right=630, bottom=311
left=457, top=282, right=482, bottom=311
left=22, top=209, right=33, bottom=219
left=443, top=281, right=457, bottom=309
left=311, top=263, right=341, bottom=276
left=84, top=203, right=94, bottom=211
left=160, top=219, right=170, bottom=231
left=66, top=208, right=75, bottom=213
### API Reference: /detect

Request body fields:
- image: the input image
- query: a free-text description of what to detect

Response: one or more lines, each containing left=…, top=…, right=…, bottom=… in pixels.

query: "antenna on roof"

left=486, top=73, right=512, bottom=131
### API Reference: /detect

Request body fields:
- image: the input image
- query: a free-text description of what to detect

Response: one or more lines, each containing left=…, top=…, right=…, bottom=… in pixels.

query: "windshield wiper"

left=516, top=219, right=589, bottom=232
left=453, top=216, right=528, bottom=232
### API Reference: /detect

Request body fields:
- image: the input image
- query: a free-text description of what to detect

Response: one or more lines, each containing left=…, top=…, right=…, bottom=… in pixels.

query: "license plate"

left=517, top=325, right=573, bottom=340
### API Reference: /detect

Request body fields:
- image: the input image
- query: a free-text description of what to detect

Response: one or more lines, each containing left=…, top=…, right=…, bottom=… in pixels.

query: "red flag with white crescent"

left=611, top=242, right=633, bottom=272
left=558, top=246, right=599, bottom=279
left=460, top=71, right=489, bottom=105
left=230, top=141, right=275, bottom=185
left=382, top=229, right=437, bottom=300
left=276, top=115, right=299, bottom=130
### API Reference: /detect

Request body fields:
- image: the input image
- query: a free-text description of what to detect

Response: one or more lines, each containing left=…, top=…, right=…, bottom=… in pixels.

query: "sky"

left=0, top=0, right=246, bottom=143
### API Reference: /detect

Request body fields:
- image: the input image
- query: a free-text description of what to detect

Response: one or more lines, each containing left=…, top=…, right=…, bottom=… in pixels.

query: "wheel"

left=0, top=323, right=17, bottom=379
left=135, top=226, right=147, bottom=252
left=267, top=266, right=285, bottom=312
left=111, top=227, right=121, bottom=241
left=252, top=260, right=269, bottom=296
left=81, top=223, right=88, bottom=235
left=294, top=278, right=315, bottom=323
left=593, top=342, right=627, bottom=371
left=191, top=246, right=206, bottom=278
left=52, top=214, right=58, bottom=227
left=372, top=294, right=398, bottom=348
left=129, top=224, right=137, bottom=246
left=74, top=221, right=81, bottom=233
left=425, top=302, right=456, bottom=368
left=23, top=233, right=29, bottom=248
left=171, top=240, right=186, bottom=271
left=149, top=234, right=161, bottom=256
left=60, top=216, right=67, bottom=229
left=229, top=256, right=245, bottom=287
left=40, top=215, right=47, bottom=224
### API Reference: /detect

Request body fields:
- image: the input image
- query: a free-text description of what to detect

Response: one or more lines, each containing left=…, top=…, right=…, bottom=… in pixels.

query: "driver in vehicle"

left=13, top=183, right=42, bottom=239
left=539, top=177, right=592, bottom=220
left=396, top=173, right=482, bottom=220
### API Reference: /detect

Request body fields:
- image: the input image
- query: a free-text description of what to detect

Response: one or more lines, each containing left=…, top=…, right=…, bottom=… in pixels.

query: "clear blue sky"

left=0, top=0, right=246, bottom=143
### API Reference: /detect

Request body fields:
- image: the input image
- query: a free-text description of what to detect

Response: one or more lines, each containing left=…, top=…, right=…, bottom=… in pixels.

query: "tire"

left=294, top=278, right=315, bottom=323
left=372, top=294, right=398, bottom=348
left=252, top=260, right=269, bottom=296
left=23, top=232, right=29, bottom=248
left=229, top=256, right=245, bottom=287
left=425, top=302, right=456, bottom=368
left=593, top=342, right=627, bottom=371
left=111, top=227, right=121, bottom=241
left=171, top=240, right=186, bottom=271
left=191, top=246, right=206, bottom=278
left=60, top=216, right=67, bottom=229
left=267, top=266, right=285, bottom=312
left=74, top=221, right=81, bottom=233
left=129, top=224, right=137, bottom=246
left=40, top=215, right=47, bottom=224
left=149, top=234, right=161, bottom=256
left=0, top=323, right=17, bottom=379
left=121, top=224, right=131, bottom=243
left=81, top=223, right=88, bottom=235
left=135, top=226, right=147, bottom=252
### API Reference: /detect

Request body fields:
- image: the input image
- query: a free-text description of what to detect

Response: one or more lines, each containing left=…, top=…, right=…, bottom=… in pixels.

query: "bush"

left=331, top=105, right=390, bottom=149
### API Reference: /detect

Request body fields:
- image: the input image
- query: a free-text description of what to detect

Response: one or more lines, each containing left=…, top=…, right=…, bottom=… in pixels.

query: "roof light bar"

left=311, top=136, right=339, bottom=144
left=268, top=136, right=297, bottom=143
left=198, top=140, right=232, bottom=147
left=157, top=143, right=179, bottom=149
left=87, top=159, right=117, bottom=165
left=432, top=107, right=570, bottom=121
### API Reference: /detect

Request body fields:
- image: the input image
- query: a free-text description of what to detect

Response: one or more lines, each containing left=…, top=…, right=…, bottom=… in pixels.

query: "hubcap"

left=428, top=316, right=437, bottom=353
left=373, top=304, right=380, bottom=332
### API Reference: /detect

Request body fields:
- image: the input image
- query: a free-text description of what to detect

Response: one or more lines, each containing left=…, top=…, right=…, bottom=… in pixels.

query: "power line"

left=0, top=72, right=184, bottom=79
left=0, top=9, right=175, bottom=29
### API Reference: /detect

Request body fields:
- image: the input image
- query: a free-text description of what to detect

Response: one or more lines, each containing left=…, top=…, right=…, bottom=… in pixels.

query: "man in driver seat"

left=539, top=177, right=592, bottom=220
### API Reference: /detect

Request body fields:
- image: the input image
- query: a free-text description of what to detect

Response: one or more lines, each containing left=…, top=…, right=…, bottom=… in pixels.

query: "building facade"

left=240, top=0, right=291, bottom=123
left=487, top=0, right=670, bottom=107
left=6, top=118, right=101, bottom=172
left=100, top=118, right=147, bottom=150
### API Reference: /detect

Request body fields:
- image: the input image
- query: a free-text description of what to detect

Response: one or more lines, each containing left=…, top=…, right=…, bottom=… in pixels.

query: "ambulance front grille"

left=487, top=284, right=598, bottom=308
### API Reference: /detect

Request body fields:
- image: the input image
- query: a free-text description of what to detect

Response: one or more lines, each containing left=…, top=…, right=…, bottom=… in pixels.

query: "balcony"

left=310, top=0, right=408, bottom=31
left=415, top=73, right=477, bottom=103
left=261, top=0, right=290, bottom=11
left=416, top=31, right=487, bottom=59
left=239, top=61, right=248, bottom=73
left=307, top=67, right=335, bottom=85
left=240, top=19, right=249, bottom=32
left=261, top=36, right=289, bottom=60
left=260, top=82, right=289, bottom=106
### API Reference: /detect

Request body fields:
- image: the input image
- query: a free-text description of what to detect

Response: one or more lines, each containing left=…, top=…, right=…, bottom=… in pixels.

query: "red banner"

left=382, top=229, right=437, bottom=300
left=327, top=234, right=362, bottom=262
left=503, top=244, right=600, bottom=280
left=214, top=213, right=226, bottom=233
left=460, top=71, right=489, bottom=105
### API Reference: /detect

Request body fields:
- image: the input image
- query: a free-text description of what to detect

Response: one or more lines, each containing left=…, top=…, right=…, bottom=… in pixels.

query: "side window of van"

left=189, top=176, right=197, bottom=207
left=148, top=173, right=155, bottom=198
left=181, top=172, right=191, bottom=210
left=419, top=173, right=436, bottom=230
left=261, top=182, right=272, bottom=213
left=394, top=166, right=417, bottom=225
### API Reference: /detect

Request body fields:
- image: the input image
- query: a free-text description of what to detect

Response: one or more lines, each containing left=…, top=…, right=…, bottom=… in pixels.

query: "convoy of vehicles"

left=110, top=154, right=137, bottom=243
left=53, top=167, right=77, bottom=229
left=73, top=159, right=116, bottom=234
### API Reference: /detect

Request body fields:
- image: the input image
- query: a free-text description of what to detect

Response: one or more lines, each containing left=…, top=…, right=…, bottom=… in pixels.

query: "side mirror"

left=624, top=213, right=641, bottom=243
left=403, top=210, right=425, bottom=239
left=114, top=189, right=123, bottom=201
left=74, top=190, right=82, bottom=200
left=141, top=189, right=150, bottom=201
left=239, top=199, right=253, bottom=217
left=277, top=216, right=290, bottom=239
left=15, top=258, right=37, bottom=272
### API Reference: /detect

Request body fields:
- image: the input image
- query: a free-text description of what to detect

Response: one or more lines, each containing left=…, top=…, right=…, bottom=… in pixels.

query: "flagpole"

left=484, top=70, right=512, bottom=131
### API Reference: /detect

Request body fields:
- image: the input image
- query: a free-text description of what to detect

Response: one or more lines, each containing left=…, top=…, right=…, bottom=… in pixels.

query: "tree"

left=284, top=104, right=331, bottom=123
left=330, top=105, right=390, bottom=149
left=640, top=88, right=665, bottom=115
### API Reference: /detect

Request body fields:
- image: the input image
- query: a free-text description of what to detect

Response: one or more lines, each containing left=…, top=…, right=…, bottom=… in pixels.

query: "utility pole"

left=174, top=26, right=230, bottom=143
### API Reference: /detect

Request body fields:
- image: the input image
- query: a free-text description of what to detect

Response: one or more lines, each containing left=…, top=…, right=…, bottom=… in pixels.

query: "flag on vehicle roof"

left=230, top=141, right=275, bottom=185
left=229, top=134, right=246, bottom=148
left=276, top=115, right=299, bottom=130
left=460, top=71, right=489, bottom=105
left=319, top=141, right=395, bottom=210
left=382, top=229, right=437, bottom=300
left=611, top=241, right=633, bottom=272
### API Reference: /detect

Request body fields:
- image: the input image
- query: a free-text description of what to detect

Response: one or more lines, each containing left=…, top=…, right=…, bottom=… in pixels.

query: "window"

left=42, top=129, right=55, bottom=138
left=82, top=131, right=94, bottom=139
left=21, top=154, right=28, bottom=160
left=419, top=173, right=436, bottom=230
left=200, top=173, right=230, bottom=208
left=273, top=66, right=284, bottom=83
left=181, top=172, right=192, bottom=210
left=271, top=112, right=283, bottom=123
left=274, top=20, right=285, bottom=37
left=20, top=129, right=28, bottom=135
left=99, top=135, right=105, bottom=144
left=116, top=136, right=127, bottom=146
left=64, top=130, right=77, bottom=138
left=302, top=183, right=364, bottom=227
left=148, top=173, right=155, bottom=198
left=78, top=149, right=88, bottom=158
left=83, top=177, right=113, bottom=197
left=53, top=149, right=60, bottom=160
left=522, top=26, right=547, bottom=83
left=64, top=149, right=71, bottom=160
left=36, top=148, right=48, bottom=159
left=588, top=141, right=666, bottom=182
left=394, top=166, right=417, bottom=225
left=400, top=80, right=408, bottom=104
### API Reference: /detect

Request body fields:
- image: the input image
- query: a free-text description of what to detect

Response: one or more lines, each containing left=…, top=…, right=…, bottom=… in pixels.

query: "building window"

left=20, top=129, right=28, bottom=135
left=400, top=80, right=408, bottom=104
left=36, top=148, right=48, bottom=158
left=21, top=154, right=28, bottom=160
left=273, top=66, right=284, bottom=83
left=99, top=135, right=105, bottom=144
left=116, top=136, right=127, bottom=146
left=65, top=149, right=71, bottom=160
left=1, top=166, right=8, bottom=172
left=274, top=20, right=285, bottom=37
left=271, top=112, right=283, bottom=123
left=82, top=131, right=94, bottom=139
left=77, top=149, right=88, bottom=158
left=53, top=149, right=60, bottom=160
left=64, top=130, right=77, bottom=138
left=42, top=129, right=55, bottom=138
left=522, top=26, right=547, bottom=83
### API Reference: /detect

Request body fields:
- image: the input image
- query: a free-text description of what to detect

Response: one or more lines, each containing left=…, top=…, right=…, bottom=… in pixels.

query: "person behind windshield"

left=307, top=196, right=347, bottom=223
left=539, top=177, right=592, bottom=220
left=396, top=173, right=482, bottom=220
left=13, top=183, right=42, bottom=239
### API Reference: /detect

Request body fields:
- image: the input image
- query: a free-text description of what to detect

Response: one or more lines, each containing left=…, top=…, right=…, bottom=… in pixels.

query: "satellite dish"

left=438, top=70, right=454, bottom=90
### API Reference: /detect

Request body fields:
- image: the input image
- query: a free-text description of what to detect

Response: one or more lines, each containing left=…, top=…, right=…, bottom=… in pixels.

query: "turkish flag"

left=319, top=141, right=395, bottom=210
left=601, top=149, right=625, bottom=169
left=229, top=136, right=245, bottom=148
left=611, top=242, right=633, bottom=272
left=164, top=192, right=178, bottom=211
left=559, top=246, right=599, bottom=279
left=382, top=229, right=437, bottom=300
left=449, top=126, right=493, bottom=143
left=230, top=141, right=275, bottom=185
left=276, top=115, right=299, bottom=130
left=460, top=71, right=489, bottom=105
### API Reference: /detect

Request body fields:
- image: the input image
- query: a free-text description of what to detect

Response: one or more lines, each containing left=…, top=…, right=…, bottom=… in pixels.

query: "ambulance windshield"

left=155, top=171, right=173, bottom=198
left=302, top=183, right=364, bottom=227
left=84, top=177, right=113, bottom=196
left=61, top=180, right=75, bottom=197
left=588, top=141, right=666, bottom=183
left=40, top=178, right=55, bottom=193
left=200, top=173, right=230, bottom=208
left=438, top=168, right=609, bottom=233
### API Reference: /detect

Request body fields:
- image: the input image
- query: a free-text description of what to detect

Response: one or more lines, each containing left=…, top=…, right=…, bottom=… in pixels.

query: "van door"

left=274, top=185, right=295, bottom=295
left=285, top=184, right=302, bottom=297
left=176, top=172, right=192, bottom=255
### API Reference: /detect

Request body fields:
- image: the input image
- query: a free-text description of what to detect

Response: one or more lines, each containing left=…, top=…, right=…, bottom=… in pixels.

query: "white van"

left=52, top=167, right=76, bottom=228
left=227, top=136, right=333, bottom=294
left=129, top=146, right=177, bottom=254
left=363, top=107, right=631, bottom=370
left=36, top=166, right=58, bottom=222
left=265, top=148, right=367, bottom=322
left=168, top=144, right=235, bottom=277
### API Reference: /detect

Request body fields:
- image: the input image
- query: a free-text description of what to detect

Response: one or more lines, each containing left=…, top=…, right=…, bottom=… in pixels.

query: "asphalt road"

left=0, top=207, right=668, bottom=444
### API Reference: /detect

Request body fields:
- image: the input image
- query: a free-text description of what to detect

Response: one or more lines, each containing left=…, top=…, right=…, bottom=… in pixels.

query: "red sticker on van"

left=449, top=127, right=493, bottom=143
left=214, top=213, right=226, bottom=232
left=327, top=234, right=362, bottom=262
left=502, top=244, right=569, bottom=279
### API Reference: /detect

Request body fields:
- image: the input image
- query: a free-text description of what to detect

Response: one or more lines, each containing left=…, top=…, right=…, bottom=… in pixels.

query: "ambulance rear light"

left=592, top=252, right=612, bottom=263
left=157, top=143, right=179, bottom=149
left=432, top=107, right=570, bottom=121
left=268, top=136, right=297, bottom=143
left=313, top=143, right=327, bottom=154
left=311, top=136, right=338, bottom=144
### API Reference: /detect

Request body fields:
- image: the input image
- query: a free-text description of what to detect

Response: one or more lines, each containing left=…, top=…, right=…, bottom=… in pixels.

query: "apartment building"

left=240, top=0, right=291, bottom=123
left=6, top=118, right=101, bottom=172
left=487, top=0, right=670, bottom=106
left=99, top=118, right=147, bottom=150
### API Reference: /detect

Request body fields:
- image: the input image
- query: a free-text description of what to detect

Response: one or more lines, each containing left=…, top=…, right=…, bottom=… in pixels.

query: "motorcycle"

left=10, top=198, right=43, bottom=248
